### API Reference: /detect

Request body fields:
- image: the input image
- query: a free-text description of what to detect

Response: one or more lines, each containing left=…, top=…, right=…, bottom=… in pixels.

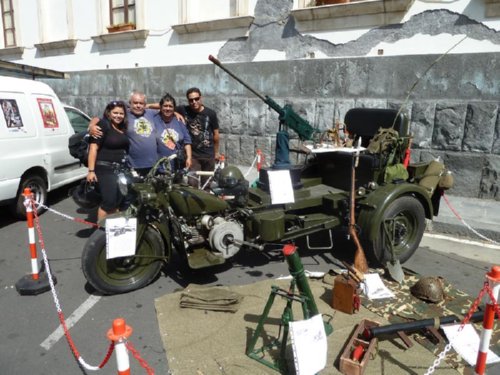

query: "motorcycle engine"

left=208, top=217, right=244, bottom=259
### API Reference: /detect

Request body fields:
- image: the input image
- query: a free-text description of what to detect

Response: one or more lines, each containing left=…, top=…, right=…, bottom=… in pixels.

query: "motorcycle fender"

left=357, top=183, right=433, bottom=242
left=145, top=222, right=170, bottom=251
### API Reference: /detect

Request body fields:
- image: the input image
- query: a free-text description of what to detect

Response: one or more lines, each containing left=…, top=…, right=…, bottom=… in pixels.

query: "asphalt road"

left=1, top=184, right=499, bottom=375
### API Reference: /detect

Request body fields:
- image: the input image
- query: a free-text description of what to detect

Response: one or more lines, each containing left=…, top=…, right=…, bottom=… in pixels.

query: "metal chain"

left=424, top=282, right=489, bottom=374
left=125, top=341, right=155, bottom=375
left=30, top=198, right=113, bottom=371
left=424, top=342, right=454, bottom=375
left=483, top=283, right=500, bottom=321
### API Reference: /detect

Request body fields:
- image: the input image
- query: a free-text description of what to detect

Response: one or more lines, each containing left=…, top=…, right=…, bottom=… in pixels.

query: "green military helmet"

left=410, top=276, right=446, bottom=303
left=218, top=166, right=245, bottom=188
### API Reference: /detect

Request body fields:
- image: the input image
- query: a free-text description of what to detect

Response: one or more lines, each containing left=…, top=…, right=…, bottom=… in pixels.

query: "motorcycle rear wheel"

left=82, top=226, right=164, bottom=295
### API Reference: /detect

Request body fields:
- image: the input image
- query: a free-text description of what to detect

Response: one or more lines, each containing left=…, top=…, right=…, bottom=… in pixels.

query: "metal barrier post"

left=475, top=266, right=500, bottom=374
left=15, top=188, right=53, bottom=295
left=108, top=318, right=133, bottom=375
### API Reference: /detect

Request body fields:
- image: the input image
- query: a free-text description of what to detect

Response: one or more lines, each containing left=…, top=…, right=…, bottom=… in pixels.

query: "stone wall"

left=45, top=52, right=499, bottom=199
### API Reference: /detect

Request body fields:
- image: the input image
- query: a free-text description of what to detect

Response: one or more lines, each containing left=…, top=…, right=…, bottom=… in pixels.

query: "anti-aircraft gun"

left=209, top=55, right=371, bottom=271
left=209, top=55, right=318, bottom=172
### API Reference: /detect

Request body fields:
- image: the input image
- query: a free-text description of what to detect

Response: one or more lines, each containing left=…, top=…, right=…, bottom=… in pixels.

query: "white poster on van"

left=0, top=99, right=24, bottom=131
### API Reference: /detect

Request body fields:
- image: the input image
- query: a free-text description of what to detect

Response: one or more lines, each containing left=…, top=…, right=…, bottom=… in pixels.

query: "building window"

left=109, top=0, right=135, bottom=25
left=180, top=0, right=248, bottom=24
left=1, top=0, right=16, bottom=47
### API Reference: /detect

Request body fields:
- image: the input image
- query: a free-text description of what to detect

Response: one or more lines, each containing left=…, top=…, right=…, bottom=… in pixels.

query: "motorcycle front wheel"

left=82, top=226, right=164, bottom=295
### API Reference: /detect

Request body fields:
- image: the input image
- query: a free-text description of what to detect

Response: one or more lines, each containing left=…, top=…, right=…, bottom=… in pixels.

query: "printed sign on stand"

left=267, top=169, right=295, bottom=204
left=106, top=217, right=137, bottom=259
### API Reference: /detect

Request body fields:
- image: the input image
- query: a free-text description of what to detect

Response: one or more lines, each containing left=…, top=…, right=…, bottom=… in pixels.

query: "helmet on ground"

left=218, top=166, right=244, bottom=188
left=71, top=180, right=101, bottom=209
left=410, top=276, right=446, bottom=303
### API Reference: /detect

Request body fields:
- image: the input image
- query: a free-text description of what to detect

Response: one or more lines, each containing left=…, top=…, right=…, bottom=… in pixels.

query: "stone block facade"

left=45, top=52, right=499, bottom=199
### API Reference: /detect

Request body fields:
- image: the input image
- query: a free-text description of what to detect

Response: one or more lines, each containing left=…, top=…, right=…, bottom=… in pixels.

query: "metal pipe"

left=283, top=244, right=319, bottom=316
left=364, top=311, right=486, bottom=339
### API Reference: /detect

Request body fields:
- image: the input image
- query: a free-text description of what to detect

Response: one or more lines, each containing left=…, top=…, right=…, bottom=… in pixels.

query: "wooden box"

left=339, top=319, right=380, bottom=375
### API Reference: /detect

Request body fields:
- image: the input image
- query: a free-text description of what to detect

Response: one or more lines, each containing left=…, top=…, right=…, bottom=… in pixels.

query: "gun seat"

left=314, top=108, right=409, bottom=190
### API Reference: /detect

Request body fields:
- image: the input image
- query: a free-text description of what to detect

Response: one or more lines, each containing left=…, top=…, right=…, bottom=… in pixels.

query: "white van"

left=0, top=76, right=88, bottom=218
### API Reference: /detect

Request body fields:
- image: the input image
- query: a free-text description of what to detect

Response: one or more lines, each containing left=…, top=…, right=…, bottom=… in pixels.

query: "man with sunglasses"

left=177, top=87, right=220, bottom=187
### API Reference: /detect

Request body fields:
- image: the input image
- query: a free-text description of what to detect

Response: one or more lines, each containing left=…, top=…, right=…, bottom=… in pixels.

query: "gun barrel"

left=283, top=244, right=319, bottom=316
left=364, top=311, right=486, bottom=339
left=208, top=55, right=266, bottom=101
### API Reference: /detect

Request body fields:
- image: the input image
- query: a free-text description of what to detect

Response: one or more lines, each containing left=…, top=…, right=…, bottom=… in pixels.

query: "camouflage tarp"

left=356, top=269, right=500, bottom=373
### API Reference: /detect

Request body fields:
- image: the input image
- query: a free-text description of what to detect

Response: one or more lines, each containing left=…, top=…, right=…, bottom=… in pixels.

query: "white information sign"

left=289, top=314, right=328, bottom=375
left=361, top=273, right=395, bottom=299
left=442, top=323, right=500, bottom=366
left=105, top=217, right=137, bottom=259
left=267, top=169, right=295, bottom=204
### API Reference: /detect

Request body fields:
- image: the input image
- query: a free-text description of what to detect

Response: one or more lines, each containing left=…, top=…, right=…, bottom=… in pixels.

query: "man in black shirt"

left=177, top=87, right=220, bottom=187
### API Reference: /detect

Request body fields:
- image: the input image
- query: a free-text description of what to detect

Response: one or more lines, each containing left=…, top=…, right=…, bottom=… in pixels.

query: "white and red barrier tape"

left=441, top=193, right=500, bottom=246
left=243, top=152, right=260, bottom=178
left=35, top=202, right=100, bottom=228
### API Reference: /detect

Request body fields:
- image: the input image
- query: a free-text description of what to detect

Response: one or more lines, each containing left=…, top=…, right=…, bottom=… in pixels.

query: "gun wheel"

left=367, top=196, right=425, bottom=266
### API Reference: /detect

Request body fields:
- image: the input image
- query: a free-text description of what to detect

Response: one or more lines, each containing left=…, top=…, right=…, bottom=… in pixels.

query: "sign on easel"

left=267, top=169, right=295, bottom=204
left=289, top=314, right=327, bottom=375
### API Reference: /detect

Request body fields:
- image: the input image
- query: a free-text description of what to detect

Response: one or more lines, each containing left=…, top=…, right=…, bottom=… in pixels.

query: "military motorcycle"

left=81, top=142, right=450, bottom=296
left=81, top=156, right=265, bottom=295
left=81, top=58, right=452, bottom=295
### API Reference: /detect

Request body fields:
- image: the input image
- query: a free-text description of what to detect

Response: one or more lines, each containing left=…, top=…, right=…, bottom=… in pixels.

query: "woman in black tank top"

left=87, top=101, right=129, bottom=222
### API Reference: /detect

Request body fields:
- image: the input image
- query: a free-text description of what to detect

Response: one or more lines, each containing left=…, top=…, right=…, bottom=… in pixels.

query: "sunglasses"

left=108, top=100, right=125, bottom=107
left=188, top=96, right=201, bottom=103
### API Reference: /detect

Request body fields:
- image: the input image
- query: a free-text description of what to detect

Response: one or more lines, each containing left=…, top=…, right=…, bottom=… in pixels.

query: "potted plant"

left=107, top=22, right=136, bottom=33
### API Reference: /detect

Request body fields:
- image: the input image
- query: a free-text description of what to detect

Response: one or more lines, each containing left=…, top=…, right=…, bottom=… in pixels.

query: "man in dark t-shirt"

left=176, top=87, right=220, bottom=187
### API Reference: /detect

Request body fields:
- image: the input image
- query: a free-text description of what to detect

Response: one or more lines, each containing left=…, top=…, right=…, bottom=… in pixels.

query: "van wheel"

left=11, top=175, right=47, bottom=219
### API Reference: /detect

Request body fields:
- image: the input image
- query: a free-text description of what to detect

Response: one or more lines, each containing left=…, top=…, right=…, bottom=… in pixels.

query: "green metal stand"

left=246, top=244, right=333, bottom=373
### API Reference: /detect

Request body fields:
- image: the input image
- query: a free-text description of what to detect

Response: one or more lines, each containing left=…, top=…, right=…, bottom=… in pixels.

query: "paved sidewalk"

left=429, top=194, right=500, bottom=244
left=236, top=165, right=500, bottom=244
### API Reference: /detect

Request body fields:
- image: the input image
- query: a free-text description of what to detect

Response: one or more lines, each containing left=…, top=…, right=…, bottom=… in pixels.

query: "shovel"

left=383, top=220, right=405, bottom=283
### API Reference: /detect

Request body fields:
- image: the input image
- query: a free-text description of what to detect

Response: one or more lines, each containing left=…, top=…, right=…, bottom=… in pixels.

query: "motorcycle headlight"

left=118, top=173, right=129, bottom=195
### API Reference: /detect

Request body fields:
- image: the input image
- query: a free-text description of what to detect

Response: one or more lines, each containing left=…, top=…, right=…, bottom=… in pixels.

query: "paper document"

left=289, top=314, right=327, bottom=375
left=361, top=273, right=395, bottom=299
left=267, top=169, right=295, bottom=204
left=442, top=323, right=500, bottom=366
left=105, top=217, right=137, bottom=259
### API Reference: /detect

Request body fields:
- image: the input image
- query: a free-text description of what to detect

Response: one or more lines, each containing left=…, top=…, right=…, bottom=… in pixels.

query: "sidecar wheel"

left=365, top=196, right=425, bottom=266
left=82, top=226, right=164, bottom=295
